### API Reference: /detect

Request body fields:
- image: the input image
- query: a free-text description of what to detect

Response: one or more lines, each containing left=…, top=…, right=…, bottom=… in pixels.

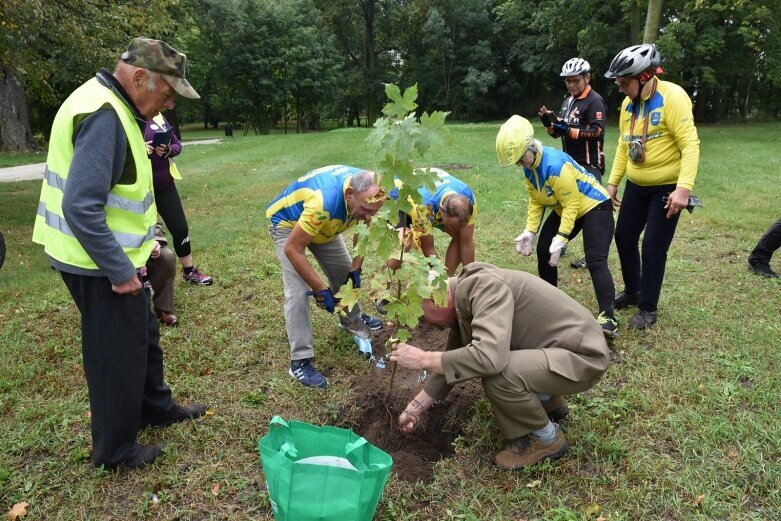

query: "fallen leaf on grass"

left=7, top=502, right=29, bottom=520
left=596, top=517, right=607, bottom=521
left=201, top=366, right=213, bottom=376
left=211, top=483, right=221, bottom=496
left=526, top=480, right=541, bottom=488
left=205, top=409, right=215, bottom=416
left=584, top=503, right=601, bottom=516
left=694, top=494, right=705, bottom=508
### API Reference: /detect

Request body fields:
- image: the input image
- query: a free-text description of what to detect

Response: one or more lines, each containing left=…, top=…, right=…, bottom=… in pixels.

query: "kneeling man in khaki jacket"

left=390, top=262, right=609, bottom=469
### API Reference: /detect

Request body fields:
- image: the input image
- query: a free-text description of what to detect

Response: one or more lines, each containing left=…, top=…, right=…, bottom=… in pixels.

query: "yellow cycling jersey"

left=266, top=165, right=364, bottom=244
left=608, top=78, right=700, bottom=190
left=523, top=146, right=609, bottom=240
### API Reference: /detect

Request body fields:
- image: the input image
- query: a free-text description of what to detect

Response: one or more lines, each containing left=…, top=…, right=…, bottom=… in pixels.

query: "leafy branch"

left=340, top=83, right=450, bottom=397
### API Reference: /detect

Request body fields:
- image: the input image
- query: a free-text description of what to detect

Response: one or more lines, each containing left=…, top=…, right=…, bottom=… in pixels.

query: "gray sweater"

left=52, top=70, right=149, bottom=285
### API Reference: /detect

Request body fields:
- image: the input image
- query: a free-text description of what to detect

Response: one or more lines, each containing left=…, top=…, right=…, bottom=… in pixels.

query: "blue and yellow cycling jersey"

left=266, top=165, right=365, bottom=244
left=389, top=168, right=477, bottom=230
left=608, top=78, right=700, bottom=190
left=522, top=146, right=609, bottom=240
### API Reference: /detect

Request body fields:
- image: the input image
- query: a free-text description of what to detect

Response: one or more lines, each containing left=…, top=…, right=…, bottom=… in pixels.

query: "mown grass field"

left=1, top=121, right=780, bottom=520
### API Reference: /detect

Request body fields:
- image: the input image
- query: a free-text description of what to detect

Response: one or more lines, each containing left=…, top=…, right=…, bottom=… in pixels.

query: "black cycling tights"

left=536, top=199, right=616, bottom=315
left=154, top=183, right=191, bottom=259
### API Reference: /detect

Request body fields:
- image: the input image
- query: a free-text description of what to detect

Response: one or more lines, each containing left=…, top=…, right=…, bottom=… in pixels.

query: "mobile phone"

left=152, top=130, right=170, bottom=148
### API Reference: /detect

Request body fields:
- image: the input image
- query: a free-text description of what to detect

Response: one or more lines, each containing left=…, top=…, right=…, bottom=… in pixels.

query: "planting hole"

left=342, top=325, right=482, bottom=483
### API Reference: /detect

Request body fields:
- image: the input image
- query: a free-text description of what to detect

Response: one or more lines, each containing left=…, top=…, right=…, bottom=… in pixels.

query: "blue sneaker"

left=289, top=359, right=328, bottom=388
left=361, top=314, right=383, bottom=331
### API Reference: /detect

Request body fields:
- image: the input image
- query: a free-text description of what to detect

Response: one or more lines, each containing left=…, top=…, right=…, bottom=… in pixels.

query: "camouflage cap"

left=121, top=37, right=200, bottom=99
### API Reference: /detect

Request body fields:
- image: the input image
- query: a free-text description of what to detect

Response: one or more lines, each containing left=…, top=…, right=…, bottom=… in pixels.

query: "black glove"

left=540, top=111, right=554, bottom=128
left=306, top=288, right=337, bottom=313
left=344, top=267, right=362, bottom=289
left=551, top=121, right=570, bottom=136
left=662, top=194, right=703, bottom=214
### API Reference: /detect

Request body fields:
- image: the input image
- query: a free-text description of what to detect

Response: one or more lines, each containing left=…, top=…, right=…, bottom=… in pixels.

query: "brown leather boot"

left=495, top=424, right=569, bottom=470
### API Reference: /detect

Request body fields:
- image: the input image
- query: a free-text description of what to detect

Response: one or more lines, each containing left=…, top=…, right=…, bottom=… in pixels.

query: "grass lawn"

left=1, top=121, right=780, bottom=520
left=0, top=151, right=47, bottom=169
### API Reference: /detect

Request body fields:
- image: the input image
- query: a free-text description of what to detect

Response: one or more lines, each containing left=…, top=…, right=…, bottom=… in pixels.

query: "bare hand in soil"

left=398, top=410, right=419, bottom=434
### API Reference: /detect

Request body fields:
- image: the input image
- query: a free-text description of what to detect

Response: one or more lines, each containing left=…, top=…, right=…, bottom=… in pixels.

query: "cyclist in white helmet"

left=604, top=43, right=701, bottom=330
left=538, top=57, right=608, bottom=271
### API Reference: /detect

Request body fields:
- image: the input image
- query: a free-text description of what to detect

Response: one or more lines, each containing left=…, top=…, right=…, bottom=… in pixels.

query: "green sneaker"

left=597, top=311, right=619, bottom=338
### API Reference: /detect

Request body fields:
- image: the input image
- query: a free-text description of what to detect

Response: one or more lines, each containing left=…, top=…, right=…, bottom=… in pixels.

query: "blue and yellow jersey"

left=608, top=78, right=700, bottom=190
left=265, top=165, right=365, bottom=244
left=522, top=146, right=608, bottom=240
left=390, top=169, right=477, bottom=230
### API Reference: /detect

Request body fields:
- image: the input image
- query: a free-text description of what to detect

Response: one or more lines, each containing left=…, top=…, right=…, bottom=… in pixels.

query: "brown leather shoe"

left=155, top=309, right=179, bottom=327
left=495, top=424, right=569, bottom=470
left=542, top=396, right=569, bottom=422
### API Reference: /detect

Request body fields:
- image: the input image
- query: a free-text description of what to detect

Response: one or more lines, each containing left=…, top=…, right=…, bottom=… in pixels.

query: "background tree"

left=0, top=0, right=175, bottom=152
left=656, top=0, right=781, bottom=121
left=3, top=0, right=781, bottom=147
left=643, top=0, right=665, bottom=43
left=314, top=0, right=403, bottom=127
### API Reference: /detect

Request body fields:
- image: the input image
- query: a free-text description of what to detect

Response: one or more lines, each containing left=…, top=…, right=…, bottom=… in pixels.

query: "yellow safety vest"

left=32, top=77, right=156, bottom=270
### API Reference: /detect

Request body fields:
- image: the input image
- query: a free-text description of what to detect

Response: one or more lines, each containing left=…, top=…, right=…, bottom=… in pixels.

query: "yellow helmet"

left=496, top=115, right=535, bottom=167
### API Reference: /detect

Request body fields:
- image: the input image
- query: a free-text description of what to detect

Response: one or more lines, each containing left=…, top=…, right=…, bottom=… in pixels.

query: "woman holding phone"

left=145, top=114, right=214, bottom=287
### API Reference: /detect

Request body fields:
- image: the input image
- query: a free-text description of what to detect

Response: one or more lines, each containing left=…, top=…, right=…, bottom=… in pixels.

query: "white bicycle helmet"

left=560, top=58, right=591, bottom=77
left=604, top=44, right=661, bottom=79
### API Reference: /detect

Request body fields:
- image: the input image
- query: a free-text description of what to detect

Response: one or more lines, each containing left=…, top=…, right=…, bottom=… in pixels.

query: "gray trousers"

left=270, top=227, right=361, bottom=360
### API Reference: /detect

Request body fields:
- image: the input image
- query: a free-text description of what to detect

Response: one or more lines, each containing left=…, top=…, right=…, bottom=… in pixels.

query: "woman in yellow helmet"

left=496, top=115, right=618, bottom=337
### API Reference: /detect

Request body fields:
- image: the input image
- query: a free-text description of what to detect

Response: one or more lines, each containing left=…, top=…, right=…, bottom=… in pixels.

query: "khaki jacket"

left=424, top=262, right=609, bottom=400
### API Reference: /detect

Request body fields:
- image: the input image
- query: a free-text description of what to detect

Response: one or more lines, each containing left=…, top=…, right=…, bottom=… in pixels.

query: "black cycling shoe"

left=614, top=291, right=640, bottom=310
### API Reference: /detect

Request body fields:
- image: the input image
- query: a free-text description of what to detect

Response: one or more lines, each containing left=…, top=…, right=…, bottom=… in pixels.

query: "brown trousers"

left=148, top=246, right=176, bottom=312
left=482, top=341, right=605, bottom=439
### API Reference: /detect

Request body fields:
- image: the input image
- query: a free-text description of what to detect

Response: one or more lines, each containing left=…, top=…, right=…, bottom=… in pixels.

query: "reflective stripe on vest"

left=43, top=166, right=155, bottom=215
left=32, top=77, right=156, bottom=270
left=36, top=201, right=155, bottom=248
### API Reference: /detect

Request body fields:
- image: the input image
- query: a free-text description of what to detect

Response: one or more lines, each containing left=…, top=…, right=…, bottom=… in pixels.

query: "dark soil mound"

left=343, top=324, right=483, bottom=483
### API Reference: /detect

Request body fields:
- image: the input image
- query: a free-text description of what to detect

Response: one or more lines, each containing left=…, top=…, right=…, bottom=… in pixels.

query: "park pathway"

left=0, top=138, right=223, bottom=183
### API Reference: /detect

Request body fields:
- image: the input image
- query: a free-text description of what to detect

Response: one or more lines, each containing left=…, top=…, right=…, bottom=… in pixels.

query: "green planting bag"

left=259, top=416, right=393, bottom=521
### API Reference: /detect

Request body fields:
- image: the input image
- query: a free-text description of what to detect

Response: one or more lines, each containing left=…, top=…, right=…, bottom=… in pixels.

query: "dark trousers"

left=61, top=272, right=176, bottom=467
left=583, top=164, right=603, bottom=184
left=537, top=199, right=616, bottom=315
left=749, top=218, right=781, bottom=265
left=614, top=181, right=681, bottom=312
left=155, top=183, right=191, bottom=259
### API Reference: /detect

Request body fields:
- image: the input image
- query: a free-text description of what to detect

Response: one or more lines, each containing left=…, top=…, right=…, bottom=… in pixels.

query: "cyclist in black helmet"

left=604, top=44, right=701, bottom=330
left=539, top=57, right=608, bottom=271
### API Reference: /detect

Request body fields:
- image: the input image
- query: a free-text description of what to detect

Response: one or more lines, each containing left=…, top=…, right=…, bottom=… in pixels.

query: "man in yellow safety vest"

left=32, top=38, right=206, bottom=470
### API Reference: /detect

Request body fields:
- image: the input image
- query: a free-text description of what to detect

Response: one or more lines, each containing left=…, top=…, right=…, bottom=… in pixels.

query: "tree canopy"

left=2, top=0, right=780, bottom=150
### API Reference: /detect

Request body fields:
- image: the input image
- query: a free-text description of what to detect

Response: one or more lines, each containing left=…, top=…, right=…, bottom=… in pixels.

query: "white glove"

left=548, top=236, right=568, bottom=267
left=514, top=230, right=536, bottom=256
